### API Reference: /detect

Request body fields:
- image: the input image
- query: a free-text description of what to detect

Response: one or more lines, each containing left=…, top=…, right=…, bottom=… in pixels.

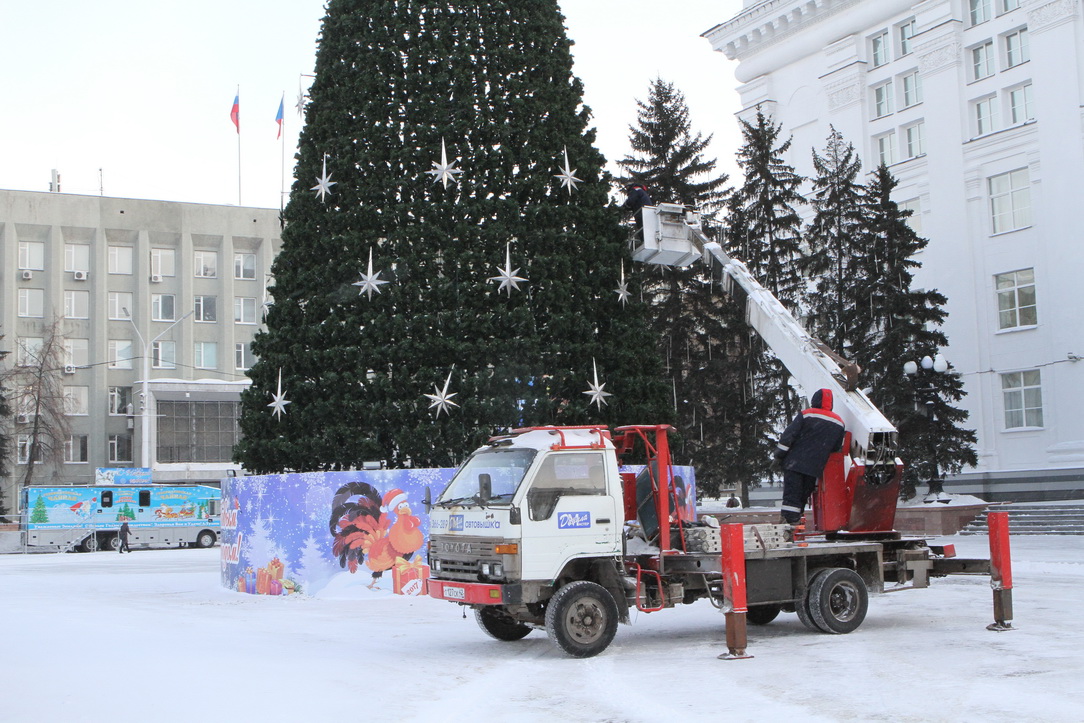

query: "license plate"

left=444, top=585, right=466, bottom=600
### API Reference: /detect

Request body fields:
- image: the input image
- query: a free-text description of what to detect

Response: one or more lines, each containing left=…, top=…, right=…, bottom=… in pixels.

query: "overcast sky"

left=0, top=1, right=744, bottom=209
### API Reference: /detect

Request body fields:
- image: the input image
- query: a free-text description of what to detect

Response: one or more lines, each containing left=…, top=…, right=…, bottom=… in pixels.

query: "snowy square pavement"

left=2, top=534, right=1083, bottom=722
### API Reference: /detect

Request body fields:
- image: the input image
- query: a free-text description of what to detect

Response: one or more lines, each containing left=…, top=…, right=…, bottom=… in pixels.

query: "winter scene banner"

left=221, top=466, right=695, bottom=598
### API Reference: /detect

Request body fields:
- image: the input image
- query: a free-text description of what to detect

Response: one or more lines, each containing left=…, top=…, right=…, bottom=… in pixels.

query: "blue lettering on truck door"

left=558, top=512, right=591, bottom=529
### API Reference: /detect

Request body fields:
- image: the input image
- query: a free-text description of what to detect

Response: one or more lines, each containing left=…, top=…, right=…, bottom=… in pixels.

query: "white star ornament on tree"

left=424, top=369, right=460, bottom=417
left=582, top=358, right=613, bottom=409
left=268, top=369, right=292, bottom=420
left=554, top=146, right=583, bottom=195
left=489, top=242, right=527, bottom=296
left=311, top=153, right=336, bottom=202
left=426, top=138, right=463, bottom=189
left=353, top=248, right=390, bottom=300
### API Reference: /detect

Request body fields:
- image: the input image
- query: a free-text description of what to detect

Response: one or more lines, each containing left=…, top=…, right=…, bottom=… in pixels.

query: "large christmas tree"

left=236, top=0, right=669, bottom=472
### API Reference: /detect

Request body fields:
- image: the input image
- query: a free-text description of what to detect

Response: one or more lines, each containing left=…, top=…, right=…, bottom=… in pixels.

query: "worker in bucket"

left=622, top=181, right=652, bottom=241
left=770, top=388, right=846, bottom=525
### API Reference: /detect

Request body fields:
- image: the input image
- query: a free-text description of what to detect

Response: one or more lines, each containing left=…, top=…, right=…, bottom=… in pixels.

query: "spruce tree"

left=235, top=0, right=669, bottom=473
left=614, top=78, right=732, bottom=496
left=853, top=165, right=977, bottom=495
left=718, top=108, right=808, bottom=501
left=802, top=128, right=867, bottom=354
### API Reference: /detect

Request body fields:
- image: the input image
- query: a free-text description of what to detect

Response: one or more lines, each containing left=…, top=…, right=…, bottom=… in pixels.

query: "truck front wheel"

left=475, top=607, right=532, bottom=641
left=79, top=534, right=100, bottom=553
left=545, top=581, right=619, bottom=658
left=196, top=530, right=217, bottom=548
left=808, top=567, right=868, bottom=634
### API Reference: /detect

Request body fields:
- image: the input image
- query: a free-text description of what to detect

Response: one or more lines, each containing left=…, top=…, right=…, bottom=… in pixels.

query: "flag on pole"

left=275, top=94, right=285, bottom=139
left=230, top=93, right=240, bottom=134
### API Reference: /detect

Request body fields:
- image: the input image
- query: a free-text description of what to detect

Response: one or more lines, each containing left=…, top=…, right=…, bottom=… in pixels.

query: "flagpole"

left=236, top=85, right=242, bottom=206
left=280, top=91, right=286, bottom=216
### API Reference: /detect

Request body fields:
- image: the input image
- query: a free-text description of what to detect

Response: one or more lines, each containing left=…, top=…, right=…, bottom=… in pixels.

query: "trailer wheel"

left=545, top=581, right=618, bottom=658
left=747, top=603, right=782, bottom=625
left=103, top=534, right=120, bottom=552
left=808, top=567, right=868, bottom=634
left=475, top=606, right=532, bottom=642
left=196, top=530, right=217, bottom=548
left=79, top=534, right=100, bottom=553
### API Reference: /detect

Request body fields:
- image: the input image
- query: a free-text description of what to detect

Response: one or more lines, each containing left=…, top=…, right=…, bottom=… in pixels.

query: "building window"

left=995, top=269, right=1037, bottom=329
left=871, top=31, right=889, bottom=67
left=235, top=253, right=256, bottom=280
left=235, top=342, right=254, bottom=370
left=899, top=198, right=923, bottom=236
left=974, top=96, right=999, bottom=135
left=989, top=168, right=1031, bottom=234
left=970, top=0, right=992, bottom=25
left=64, top=244, right=91, bottom=273
left=1009, top=84, right=1034, bottom=124
left=151, top=248, right=176, bottom=277
left=17, top=435, right=33, bottom=465
left=898, top=19, right=916, bottom=56
left=65, top=435, right=89, bottom=463
left=194, top=342, right=218, bottom=370
left=157, top=401, right=241, bottom=463
left=18, top=289, right=45, bottom=318
left=152, top=340, right=176, bottom=369
left=16, top=337, right=44, bottom=367
left=109, top=292, right=134, bottom=320
left=1001, top=370, right=1042, bottom=429
left=18, top=241, right=45, bottom=270
left=64, top=386, right=89, bottom=415
left=108, top=246, right=134, bottom=275
left=972, top=42, right=994, bottom=80
left=65, top=338, right=90, bottom=367
left=1005, top=28, right=1029, bottom=67
left=234, top=297, right=257, bottom=324
left=902, top=72, right=922, bottom=107
left=873, top=81, right=894, bottom=117
left=194, top=295, right=217, bottom=322
left=109, top=386, right=133, bottom=415
left=876, top=132, right=898, bottom=165
left=64, top=290, right=90, bottom=319
left=109, top=434, right=134, bottom=463
left=1002, top=0, right=1020, bottom=11
left=108, top=339, right=134, bottom=369
left=194, top=250, right=218, bottom=278
left=904, top=123, right=925, bottom=158
left=152, top=294, right=176, bottom=321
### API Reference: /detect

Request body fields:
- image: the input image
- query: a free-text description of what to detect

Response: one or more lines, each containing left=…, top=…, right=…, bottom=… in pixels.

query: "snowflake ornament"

left=426, top=138, right=462, bottom=189
left=353, top=248, right=389, bottom=300
left=311, top=153, right=336, bottom=202
left=615, top=261, right=631, bottom=307
left=488, top=242, right=527, bottom=296
left=424, top=368, right=460, bottom=417
left=582, top=358, right=613, bottom=409
left=554, top=146, right=583, bottom=195
left=267, top=368, right=292, bottom=420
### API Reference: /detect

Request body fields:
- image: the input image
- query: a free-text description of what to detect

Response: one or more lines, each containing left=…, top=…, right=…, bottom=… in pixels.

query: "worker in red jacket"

left=771, top=389, right=846, bottom=525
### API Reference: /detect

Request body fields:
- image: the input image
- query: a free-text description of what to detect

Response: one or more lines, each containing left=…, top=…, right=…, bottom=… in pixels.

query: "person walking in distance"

left=118, top=520, right=132, bottom=553
left=771, top=389, right=846, bottom=525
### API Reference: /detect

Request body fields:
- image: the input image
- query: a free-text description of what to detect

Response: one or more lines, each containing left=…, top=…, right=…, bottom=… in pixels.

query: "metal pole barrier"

left=987, top=511, right=1014, bottom=631
left=718, top=523, right=753, bottom=659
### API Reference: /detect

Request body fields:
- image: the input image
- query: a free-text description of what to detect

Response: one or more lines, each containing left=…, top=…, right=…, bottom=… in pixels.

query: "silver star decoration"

left=582, top=358, right=613, bottom=409
left=615, top=261, right=631, bottom=306
left=267, top=368, right=291, bottom=420
left=424, top=368, right=460, bottom=417
left=353, top=248, right=389, bottom=300
left=296, top=87, right=308, bottom=117
left=489, top=242, right=527, bottom=296
left=426, top=138, right=462, bottom=189
left=311, top=153, right=336, bottom=202
left=554, top=146, right=583, bottom=195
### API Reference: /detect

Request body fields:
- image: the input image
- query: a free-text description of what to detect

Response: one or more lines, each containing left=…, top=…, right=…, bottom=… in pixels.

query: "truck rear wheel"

left=747, top=603, right=781, bottom=625
left=808, top=567, right=868, bottom=634
left=104, top=534, right=120, bottom=552
left=196, top=530, right=217, bottom=548
left=475, top=607, right=532, bottom=641
left=79, top=534, right=100, bottom=553
left=545, top=581, right=618, bottom=658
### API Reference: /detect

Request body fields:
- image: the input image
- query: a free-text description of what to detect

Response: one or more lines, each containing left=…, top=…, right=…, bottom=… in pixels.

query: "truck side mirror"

left=475, top=473, right=492, bottom=507
left=423, top=486, right=432, bottom=514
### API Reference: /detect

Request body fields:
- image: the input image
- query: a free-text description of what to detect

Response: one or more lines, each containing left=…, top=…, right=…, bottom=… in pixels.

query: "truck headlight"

left=480, top=562, right=491, bottom=576
left=492, top=562, right=503, bottom=577
left=433, top=559, right=442, bottom=572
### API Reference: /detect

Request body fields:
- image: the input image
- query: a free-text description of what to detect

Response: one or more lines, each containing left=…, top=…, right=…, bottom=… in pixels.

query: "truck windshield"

left=437, top=447, right=536, bottom=505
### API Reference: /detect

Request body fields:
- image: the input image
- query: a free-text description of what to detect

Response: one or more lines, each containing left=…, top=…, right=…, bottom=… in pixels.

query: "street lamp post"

left=124, top=308, right=193, bottom=472
left=903, top=353, right=950, bottom=503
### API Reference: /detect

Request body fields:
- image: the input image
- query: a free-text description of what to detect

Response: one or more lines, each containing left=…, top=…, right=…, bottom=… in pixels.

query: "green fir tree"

left=235, top=0, right=669, bottom=473
left=853, top=165, right=977, bottom=496
left=30, top=494, right=48, bottom=524
left=615, top=78, right=732, bottom=495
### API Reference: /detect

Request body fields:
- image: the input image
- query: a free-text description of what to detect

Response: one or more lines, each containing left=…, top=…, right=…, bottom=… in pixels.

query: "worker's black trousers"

left=781, top=470, right=817, bottom=524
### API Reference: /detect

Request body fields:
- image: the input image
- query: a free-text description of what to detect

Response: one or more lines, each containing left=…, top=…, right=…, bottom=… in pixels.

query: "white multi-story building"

left=705, top=0, right=1084, bottom=501
left=1, top=189, right=280, bottom=508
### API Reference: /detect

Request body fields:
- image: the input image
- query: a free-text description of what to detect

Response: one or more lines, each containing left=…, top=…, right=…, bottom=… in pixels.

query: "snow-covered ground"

left=3, top=535, right=1083, bottom=723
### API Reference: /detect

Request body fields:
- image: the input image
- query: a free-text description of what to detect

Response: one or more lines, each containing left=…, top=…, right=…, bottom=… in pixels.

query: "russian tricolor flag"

left=230, top=93, right=240, bottom=133
left=275, top=95, right=284, bottom=139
